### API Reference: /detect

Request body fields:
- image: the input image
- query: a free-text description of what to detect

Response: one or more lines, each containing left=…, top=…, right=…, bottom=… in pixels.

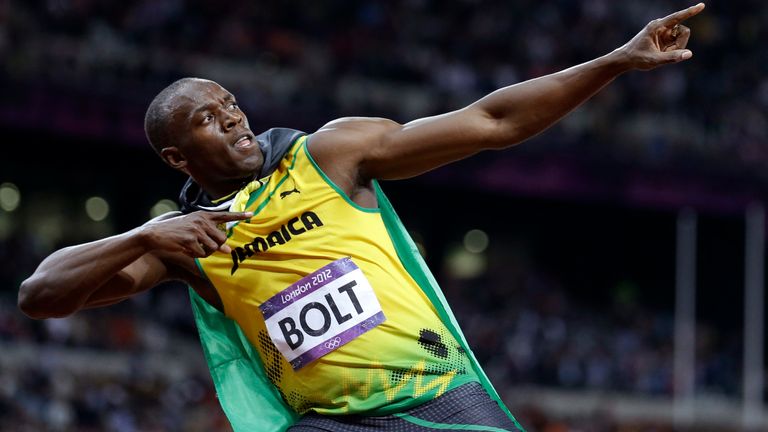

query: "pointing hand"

left=618, top=3, right=705, bottom=70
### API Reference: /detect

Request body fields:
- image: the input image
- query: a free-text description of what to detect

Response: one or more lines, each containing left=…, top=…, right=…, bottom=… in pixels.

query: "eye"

left=202, top=113, right=214, bottom=124
left=227, top=102, right=238, bottom=110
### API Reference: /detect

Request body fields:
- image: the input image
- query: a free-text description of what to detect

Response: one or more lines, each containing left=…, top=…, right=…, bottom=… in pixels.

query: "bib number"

left=259, top=257, right=386, bottom=370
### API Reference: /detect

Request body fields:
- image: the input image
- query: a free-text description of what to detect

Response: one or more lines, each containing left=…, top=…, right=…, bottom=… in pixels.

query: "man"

left=19, top=4, right=704, bottom=431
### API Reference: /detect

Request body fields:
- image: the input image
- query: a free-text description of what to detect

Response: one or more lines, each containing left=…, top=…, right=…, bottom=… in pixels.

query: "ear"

left=160, top=146, right=190, bottom=174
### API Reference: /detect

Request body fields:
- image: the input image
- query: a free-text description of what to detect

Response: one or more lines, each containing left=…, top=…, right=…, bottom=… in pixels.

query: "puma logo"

left=280, top=187, right=300, bottom=199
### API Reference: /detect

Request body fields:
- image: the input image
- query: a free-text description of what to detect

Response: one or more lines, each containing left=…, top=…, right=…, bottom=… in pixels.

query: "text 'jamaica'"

left=230, top=211, right=323, bottom=274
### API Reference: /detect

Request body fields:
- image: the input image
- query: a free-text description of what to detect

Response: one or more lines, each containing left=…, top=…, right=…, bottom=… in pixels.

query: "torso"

left=191, top=136, right=478, bottom=415
left=174, top=129, right=377, bottom=311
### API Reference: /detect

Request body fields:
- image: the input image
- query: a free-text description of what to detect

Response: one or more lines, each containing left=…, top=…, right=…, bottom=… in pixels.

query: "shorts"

left=287, top=382, right=523, bottom=431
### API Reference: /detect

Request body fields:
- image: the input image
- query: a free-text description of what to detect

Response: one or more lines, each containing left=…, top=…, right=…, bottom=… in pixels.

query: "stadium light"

left=463, top=229, right=489, bottom=253
left=85, top=196, right=110, bottom=221
left=0, top=182, right=21, bottom=212
left=446, top=245, right=487, bottom=279
left=150, top=199, right=179, bottom=218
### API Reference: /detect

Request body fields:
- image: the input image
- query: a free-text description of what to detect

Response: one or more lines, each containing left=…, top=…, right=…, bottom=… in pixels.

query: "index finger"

left=660, top=3, right=705, bottom=27
left=209, top=211, right=254, bottom=221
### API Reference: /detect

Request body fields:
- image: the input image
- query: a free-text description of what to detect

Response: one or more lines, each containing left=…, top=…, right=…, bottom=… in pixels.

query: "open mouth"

left=233, top=133, right=255, bottom=150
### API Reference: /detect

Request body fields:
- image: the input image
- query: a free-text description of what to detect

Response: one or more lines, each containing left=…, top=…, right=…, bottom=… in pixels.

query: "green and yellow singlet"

left=195, top=136, right=478, bottom=416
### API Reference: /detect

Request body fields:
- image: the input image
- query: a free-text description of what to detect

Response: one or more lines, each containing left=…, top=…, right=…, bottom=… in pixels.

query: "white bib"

left=259, top=257, right=386, bottom=370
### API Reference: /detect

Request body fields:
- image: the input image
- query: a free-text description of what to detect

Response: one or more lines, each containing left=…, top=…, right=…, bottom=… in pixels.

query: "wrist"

left=133, top=225, right=159, bottom=252
left=605, top=45, right=635, bottom=75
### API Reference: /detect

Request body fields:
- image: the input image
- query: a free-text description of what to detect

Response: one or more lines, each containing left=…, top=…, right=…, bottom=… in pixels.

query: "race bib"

left=259, top=257, right=386, bottom=370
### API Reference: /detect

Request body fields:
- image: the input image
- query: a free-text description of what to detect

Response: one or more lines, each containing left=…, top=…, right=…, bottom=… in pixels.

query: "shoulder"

left=308, top=117, right=403, bottom=165
left=313, top=117, right=401, bottom=142
left=304, top=117, right=402, bottom=196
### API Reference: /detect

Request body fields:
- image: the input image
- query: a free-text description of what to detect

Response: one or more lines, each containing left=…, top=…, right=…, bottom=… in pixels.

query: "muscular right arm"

left=18, top=229, right=168, bottom=318
left=18, top=210, right=252, bottom=319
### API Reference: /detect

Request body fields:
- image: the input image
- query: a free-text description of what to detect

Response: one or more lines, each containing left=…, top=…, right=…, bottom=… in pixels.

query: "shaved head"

left=143, top=77, right=261, bottom=198
left=144, top=77, right=212, bottom=154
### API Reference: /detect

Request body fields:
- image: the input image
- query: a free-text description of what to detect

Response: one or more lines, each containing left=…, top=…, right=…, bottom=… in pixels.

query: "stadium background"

left=1, top=0, right=767, bottom=430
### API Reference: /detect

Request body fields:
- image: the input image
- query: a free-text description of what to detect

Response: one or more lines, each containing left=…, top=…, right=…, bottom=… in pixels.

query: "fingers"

left=187, top=237, right=228, bottom=257
left=201, top=219, right=228, bottom=243
left=661, top=24, right=691, bottom=52
left=211, top=211, right=254, bottom=222
left=672, top=25, right=692, bottom=50
left=178, top=211, right=244, bottom=257
left=659, top=3, right=705, bottom=27
left=196, top=236, right=220, bottom=257
left=203, top=211, right=247, bottom=254
left=657, top=49, right=694, bottom=65
left=635, top=4, right=700, bottom=69
left=201, top=221, right=232, bottom=254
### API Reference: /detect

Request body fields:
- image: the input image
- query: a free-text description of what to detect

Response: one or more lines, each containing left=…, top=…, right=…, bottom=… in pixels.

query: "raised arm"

left=309, top=4, right=703, bottom=185
left=18, top=211, right=252, bottom=319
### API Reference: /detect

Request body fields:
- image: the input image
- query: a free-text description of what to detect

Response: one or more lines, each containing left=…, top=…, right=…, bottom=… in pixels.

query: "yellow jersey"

left=195, top=136, right=477, bottom=415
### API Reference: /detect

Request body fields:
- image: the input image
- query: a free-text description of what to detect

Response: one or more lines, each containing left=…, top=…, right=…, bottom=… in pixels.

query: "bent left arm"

left=310, top=3, right=703, bottom=184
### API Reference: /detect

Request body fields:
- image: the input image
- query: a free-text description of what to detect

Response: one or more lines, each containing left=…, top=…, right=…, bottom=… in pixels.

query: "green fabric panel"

left=188, top=179, right=526, bottom=432
left=189, top=288, right=299, bottom=431
left=373, top=181, right=525, bottom=432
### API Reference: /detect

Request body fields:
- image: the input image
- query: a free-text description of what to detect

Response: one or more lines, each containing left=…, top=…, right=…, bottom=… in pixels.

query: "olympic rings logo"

left=324, top=337, right=342, bottom=349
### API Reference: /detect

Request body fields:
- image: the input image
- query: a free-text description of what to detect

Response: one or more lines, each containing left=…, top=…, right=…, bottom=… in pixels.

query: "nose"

left=222, top=110, right=242, bottom=130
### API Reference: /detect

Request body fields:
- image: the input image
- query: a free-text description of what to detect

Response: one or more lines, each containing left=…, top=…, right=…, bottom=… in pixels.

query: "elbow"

left=18, top=277, right=74, bottom=319
left=18, top=278, right=46, bottom=319
left=476, top=112, right=526, bottom=151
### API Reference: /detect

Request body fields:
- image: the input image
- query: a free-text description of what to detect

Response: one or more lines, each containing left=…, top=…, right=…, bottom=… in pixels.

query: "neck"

left=203, top=176, right=253, bottom=201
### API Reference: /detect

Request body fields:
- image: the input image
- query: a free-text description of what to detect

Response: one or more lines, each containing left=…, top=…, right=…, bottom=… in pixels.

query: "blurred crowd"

left=0, top=231, right=229, bottom=431
left=2, top=0, right=768, bottom=179
left=2, top=0, right=766, bottom=430
left=0, top=225, right=744, bottom=431
left=447, top=268, right=740, bottom=398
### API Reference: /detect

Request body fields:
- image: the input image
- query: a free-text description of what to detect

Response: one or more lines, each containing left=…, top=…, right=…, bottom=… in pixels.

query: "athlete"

left=19, top=4, right=704, bottom=431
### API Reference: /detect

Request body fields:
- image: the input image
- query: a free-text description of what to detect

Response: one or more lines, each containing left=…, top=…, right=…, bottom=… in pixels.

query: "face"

left=163, top=80, right=263, bottom=191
